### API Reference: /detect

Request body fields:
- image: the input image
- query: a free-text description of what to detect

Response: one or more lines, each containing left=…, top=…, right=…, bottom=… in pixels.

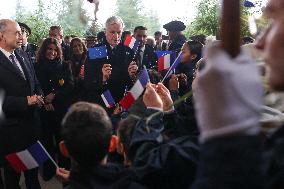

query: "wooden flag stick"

left=220, top=0, right=241, bottom=58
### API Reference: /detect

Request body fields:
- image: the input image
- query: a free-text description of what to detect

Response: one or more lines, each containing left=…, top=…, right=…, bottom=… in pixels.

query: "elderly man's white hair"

left=105, top=16, right=124, bottom=29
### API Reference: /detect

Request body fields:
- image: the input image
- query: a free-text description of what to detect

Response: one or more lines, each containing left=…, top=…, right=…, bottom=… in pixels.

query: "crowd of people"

left=0, top=0, right=284, bottom=188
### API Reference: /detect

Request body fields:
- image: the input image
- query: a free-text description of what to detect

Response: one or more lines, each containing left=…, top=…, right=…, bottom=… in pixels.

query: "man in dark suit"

left=18, top=22, right=38, bottom=66
left=154, top=31, right=167, bottom=51
left=0, top=19, right=44, bottom=189
left=133, top=26, right=158, bottom=70
left=84, top=16, right=137, bottom=105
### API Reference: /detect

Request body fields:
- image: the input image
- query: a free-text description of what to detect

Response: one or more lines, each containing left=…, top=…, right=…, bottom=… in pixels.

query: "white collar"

left=140, top=46, right=145, bottom=52
left=0, top=47, right=14, bottom=59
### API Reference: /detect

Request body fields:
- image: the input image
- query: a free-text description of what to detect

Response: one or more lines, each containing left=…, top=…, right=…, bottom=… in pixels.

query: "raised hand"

left=168, top=74, right=179, bottom=91
left=128, top=61, right=138, bottom=79
left=102, top=64, right=112, bottom=82
left=156, top=83, right=174, bottom=112
left=143, top=83, right=163, bottom=110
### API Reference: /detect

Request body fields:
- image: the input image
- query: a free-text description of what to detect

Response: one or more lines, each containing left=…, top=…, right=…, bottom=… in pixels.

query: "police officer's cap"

left=18, top=22, right=31, bottom=36
left=163, top=20, right=186, bottom=32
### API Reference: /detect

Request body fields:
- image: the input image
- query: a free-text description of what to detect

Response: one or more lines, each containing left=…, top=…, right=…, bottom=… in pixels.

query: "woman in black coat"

left=35, top=37, right=74, bottom=180
left=67, top=37, right=87, bottom=103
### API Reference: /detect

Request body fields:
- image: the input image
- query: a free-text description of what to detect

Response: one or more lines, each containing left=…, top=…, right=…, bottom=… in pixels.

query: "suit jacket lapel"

left=15, top=50, right=33, bottom=87
left=0, top=51, right=25, bottom=79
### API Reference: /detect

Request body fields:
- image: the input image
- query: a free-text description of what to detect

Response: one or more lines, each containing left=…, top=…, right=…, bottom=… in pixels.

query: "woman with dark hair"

left=68, top=37, right=87, bottom=103
left=35, top=37, right=74, bottom=180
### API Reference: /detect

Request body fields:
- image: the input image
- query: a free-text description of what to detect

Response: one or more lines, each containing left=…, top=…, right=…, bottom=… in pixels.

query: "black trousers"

left=3, top=160, right=41, bottom=189
left=0, top=172, right=4, bottom=189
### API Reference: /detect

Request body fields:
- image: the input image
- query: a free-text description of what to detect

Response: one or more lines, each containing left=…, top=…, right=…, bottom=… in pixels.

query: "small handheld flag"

left=156, top=51, right=175, bottom=72
left=156, top=51, right=173, bottom=58
left=88, top=46, right=108, bottom=60
left=101, top=90, right=115, bottom=108
left=244, top=0, right=255, bottom=8
left=161, top=51, right=183, bottom=82
left=5, top=141, right=57, bottom=173
left=124, top=35, right=139, bottom=52
left=119, top=67, right=149, bottom=109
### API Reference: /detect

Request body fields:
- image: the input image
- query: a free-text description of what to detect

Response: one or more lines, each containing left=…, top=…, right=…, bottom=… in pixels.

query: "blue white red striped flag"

left=5, top=141, right=53, bottom=173
left=101, top=90, right=115, bottom=108
left=156, top=51, right=175, bottom=72
left=124, top=35, right=139, bottom=52
left=88, top=46, right=108, bottom=59
left=155, top=51, right=172, bottom=58
left=162, top=52, right=184, bottom=81
left=119, top=67, right=149, bottom=109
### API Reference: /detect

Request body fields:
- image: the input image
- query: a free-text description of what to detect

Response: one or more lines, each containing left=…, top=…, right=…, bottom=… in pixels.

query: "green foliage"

left=115, top=0, right=160, bottom=36
left=16, top=0, right=55, bottom=44
left=185, top=0, right=264, bottom=38
left=85, top=20, right=103, bottom=36
left=56, top=0, right=89, bottom=37
left=15, top=0, right=90, bottom=44
left=116, top=0, right=143, bottom=30
left=142, top=10, right=161, bottom=36
left=185, top=0, right=220, bottom=37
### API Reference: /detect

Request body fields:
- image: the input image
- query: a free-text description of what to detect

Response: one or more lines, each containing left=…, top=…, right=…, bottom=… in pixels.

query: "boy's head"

left=60, top=102, right=114, bottom=167
left=117, top=115, right=140, bottom=165
left=181, top=40, right=203, bottom=64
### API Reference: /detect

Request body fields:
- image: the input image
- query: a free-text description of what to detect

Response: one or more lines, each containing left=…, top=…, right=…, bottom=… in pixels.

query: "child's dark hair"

left=61, top=102, right=112, bottom=167
left=117, top=115, right=140, bottom=161
left=186, top=40, right=203, bottom=62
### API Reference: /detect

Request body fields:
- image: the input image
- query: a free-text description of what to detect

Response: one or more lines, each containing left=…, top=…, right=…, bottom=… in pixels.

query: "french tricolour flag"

left=101, top=90, right=115, bottom=108
left=119, top=67, right=149, bottom=109
left=5, top=141, right=51, bottom=173
left=124, top=35, right=139, bottom=52
left=157, top=52, right=175, bottom=72
left=163, top=52, right=184, bottom=79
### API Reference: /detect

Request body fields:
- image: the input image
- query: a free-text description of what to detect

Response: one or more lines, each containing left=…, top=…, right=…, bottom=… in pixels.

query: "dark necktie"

left=9, top=54, right=26, bottom=80
left=136, top=48, right=143, bottom=69
left=22, top=45, right=27, bottom=52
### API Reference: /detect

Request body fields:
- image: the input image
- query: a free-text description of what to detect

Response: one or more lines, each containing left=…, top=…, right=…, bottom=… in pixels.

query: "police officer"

left=18, top=22, right=38, bottom=66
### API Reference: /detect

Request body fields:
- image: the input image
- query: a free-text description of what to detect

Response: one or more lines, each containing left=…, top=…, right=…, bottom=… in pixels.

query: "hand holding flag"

left=101, top=90, right=115, bottom=108
left=120, top=67, right=149, bottom=109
